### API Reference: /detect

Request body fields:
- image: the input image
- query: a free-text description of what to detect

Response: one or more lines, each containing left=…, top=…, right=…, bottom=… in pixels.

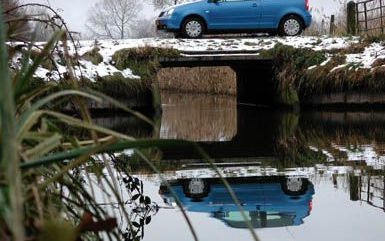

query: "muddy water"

left=100, top=92, right=385, bottom=241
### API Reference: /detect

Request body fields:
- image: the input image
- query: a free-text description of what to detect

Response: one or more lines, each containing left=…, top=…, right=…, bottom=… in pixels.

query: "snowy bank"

left=9, top=36, right=385, bottom=83
left=8, top=36, right=385, bottom=107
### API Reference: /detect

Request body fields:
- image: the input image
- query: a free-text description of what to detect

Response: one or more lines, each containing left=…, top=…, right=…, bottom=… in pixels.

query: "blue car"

left=159, top=176, right=315, bottom=228
left=156, top=0, right=312, bottom=38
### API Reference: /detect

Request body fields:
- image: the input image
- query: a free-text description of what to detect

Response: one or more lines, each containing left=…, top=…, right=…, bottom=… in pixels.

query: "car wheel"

left=182, top=178, right=210, bottom=200
left=182, top=17, right=205, bottom=39
left=281, top=177, right=308, bottom=196
left=279, top=15, right=304, bottom=36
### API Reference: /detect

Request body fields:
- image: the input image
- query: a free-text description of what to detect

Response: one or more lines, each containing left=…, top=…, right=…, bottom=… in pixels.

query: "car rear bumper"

left=304, top=13, right=312, bottom=28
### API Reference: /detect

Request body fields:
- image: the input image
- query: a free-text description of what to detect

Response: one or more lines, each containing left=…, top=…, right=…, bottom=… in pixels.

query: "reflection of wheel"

left=181, top=17, right=205, bottom=39
left=279, top=15, right=304, bottom=36
left=281, top=177, right=308, bottom=196
left=182, top=178, right=210, bottom=200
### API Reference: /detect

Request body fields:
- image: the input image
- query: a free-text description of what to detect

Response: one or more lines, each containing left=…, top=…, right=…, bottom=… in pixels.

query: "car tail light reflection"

left=308, top=200, right=313, bottom=214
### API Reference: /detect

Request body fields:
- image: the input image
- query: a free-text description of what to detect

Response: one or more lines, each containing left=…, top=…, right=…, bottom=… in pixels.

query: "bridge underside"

left=160, top=55, right=276, bottom=106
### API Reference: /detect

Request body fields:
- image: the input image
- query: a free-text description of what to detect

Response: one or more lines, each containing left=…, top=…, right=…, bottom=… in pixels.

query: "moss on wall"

left=260, top=43, right=385, bottom=106
left=90, top=72, right=146, bottom=98
left=82, top=47, right=103, bottom=65
left=112, top=47, right=180, bottom=81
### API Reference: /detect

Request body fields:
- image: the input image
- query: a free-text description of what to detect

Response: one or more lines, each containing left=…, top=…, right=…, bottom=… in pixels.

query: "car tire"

left=182, top=178, right=210, bottom=200
left=181, top=17, right=205, bottom=39
left=278, top=15, right=304, bottom=36
left=281, top=177, right=308, bottom=196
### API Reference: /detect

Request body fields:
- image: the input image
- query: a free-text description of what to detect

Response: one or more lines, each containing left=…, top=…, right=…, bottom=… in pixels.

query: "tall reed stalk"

left=0, top=5, right=24, bottom=241
left=0, top=4, right=262, bottom=241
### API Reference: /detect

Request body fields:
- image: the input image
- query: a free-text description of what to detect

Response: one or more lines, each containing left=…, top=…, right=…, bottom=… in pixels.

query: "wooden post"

left=349, top=174, right=359, bottom=201
left=359, top=175, right=362, bottom=200
left=356, top=2, right=361, bottom=34
left=383, top=176, right=385, bottom=211
left=367, top=175, right=371, bottom=202
left=380, top=0, right=384, bottom=34
left=364, top=2, right=368, bottom=32
left=329, top=15, right=335, bottom=35
left=347, top=1, right=357, bottom=35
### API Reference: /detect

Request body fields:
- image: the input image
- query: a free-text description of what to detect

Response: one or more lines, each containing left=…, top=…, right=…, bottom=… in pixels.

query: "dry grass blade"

left=17, top=90, right=103, bottom=138
left=22, top=133, right=62, bottom=160
left=41, top=110, right=135, bottom=141
left=14, top=31, right=63, bottom=99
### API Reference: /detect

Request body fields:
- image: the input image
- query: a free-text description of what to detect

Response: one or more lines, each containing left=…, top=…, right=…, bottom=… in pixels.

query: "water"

left=99, top=92, right=385, bottom=241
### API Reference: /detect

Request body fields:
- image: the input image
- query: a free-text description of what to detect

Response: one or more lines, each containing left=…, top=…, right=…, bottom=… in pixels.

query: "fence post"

left=330, top=15, right=335, bottom=35
left=367, top=175, right=371, bottom=202
left=364, top=2, right=368, bottom=32
left=380, top=0, right=384, bottom=34
left=383, top=176, right=385, bottom=211
left=347, top=1, right=357, bottom=35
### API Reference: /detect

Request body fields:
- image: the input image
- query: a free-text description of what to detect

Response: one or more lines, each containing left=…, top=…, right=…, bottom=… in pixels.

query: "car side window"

left=211, top=0, right=254, bottom=2
left=225, top=0, right=255, bottom=2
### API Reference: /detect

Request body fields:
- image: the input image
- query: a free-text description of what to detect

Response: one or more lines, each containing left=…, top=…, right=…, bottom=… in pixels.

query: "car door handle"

left=252, top=3, right=258, bottom=7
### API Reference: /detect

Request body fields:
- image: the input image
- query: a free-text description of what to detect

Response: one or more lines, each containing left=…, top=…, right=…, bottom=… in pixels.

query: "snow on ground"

left=10, top=36, right=385, bottom=82
left=74, top=36, right=358, bottom=54
left=158, top=164, right=358, bottom=182
left=346, top=42, right=385, bottom=68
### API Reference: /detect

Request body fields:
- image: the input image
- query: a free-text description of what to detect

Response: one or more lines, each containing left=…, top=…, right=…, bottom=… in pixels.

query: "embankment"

left=13, top=36, right=385, bottom=109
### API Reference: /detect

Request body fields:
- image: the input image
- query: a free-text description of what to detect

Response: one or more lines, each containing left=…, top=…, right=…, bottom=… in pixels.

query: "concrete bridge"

left=159, top=52, right=275, bottom=106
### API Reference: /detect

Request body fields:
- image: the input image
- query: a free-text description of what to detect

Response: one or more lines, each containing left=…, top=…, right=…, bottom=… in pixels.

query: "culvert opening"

left=156, top=66, right=236, bottom=95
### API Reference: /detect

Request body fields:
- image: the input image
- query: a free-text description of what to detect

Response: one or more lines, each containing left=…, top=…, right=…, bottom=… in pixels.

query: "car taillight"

left=308, top=200, right=313, bottom=214
left=305, top=0, right=309, bottom=11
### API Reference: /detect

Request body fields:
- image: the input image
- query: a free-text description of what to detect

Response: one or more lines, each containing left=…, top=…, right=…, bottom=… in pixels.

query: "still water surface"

left=99, top=93, right=385, bottom=241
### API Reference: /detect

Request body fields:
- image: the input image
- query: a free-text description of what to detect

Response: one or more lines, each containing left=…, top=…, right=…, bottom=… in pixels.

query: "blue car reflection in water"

left=160, top=176, right=315, bottom=229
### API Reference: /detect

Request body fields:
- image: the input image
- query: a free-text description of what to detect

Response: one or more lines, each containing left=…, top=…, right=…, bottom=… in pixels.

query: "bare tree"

left=131, top=18, right=158, bottom=38
left=2, top=0, right=30, bottom=40
left=25, top=6, right=54, bottom=41
left=86, top=0, right=143, bottom=39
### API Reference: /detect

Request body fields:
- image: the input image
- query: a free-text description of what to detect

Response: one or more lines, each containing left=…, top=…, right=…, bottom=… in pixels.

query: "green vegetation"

left=82, top=47, right=103, bottom=65
left=112, top=47, right=180, bottom=81
left=91, top=73, right=147, bottom=98
left=0, top=8, right=260, bottom=240
left=260, top=44, right=327, bottom=105
left=260, top=43, right=385, bottom=106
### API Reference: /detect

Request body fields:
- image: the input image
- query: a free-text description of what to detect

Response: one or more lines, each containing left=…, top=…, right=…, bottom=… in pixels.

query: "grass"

left=0, top=8, right=262, bottom=241
left=112, top=47, right=180, bottom=81
left=91, top=73, right=147, bottom=98
left=259, top=43, right=385, bottom=106
left=0, top=4, right=24, bottom=241
left=82, top=47, right=103, bottom=65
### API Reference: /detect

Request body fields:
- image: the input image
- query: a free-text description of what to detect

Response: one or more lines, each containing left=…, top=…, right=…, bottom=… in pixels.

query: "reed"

left=160, top=92, right=237, bottom=141
left=0, top=5, right=261, bottom=241
left=259, top=43, right=385, bottom=105
left=157, top=67, right=236, bottom=95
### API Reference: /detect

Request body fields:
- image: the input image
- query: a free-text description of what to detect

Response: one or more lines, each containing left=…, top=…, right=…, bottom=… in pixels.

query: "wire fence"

left=356, top=0, right=385, bottom=34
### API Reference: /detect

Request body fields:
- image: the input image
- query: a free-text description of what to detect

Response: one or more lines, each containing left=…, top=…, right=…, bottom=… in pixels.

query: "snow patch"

left=9, top=36, right=385, bottom=82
